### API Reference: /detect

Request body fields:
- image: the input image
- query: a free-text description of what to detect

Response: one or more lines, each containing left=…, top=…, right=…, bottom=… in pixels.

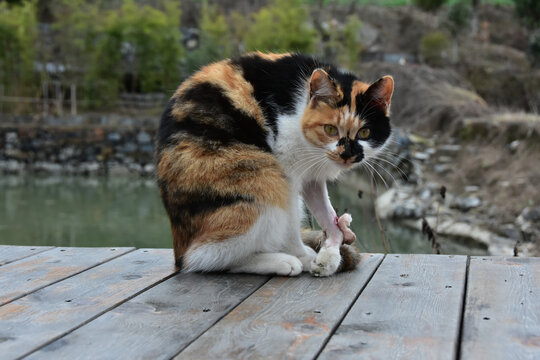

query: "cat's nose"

left=338, top=137, right=363, bottom=163
left=338, top=137, right=354, bottom=160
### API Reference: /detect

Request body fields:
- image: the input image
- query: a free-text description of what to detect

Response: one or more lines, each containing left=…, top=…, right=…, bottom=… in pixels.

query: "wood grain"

left=0, top=248, right=177, bottom=360
left=319, top=254, right=468, bottom=360
left=176, top=253, right=384, bottom=360
left=0, top=247, right=134, bottom=305
left=27, top=273, right=269, bottom=360
left=461, top=256, right=540, bottom=360
left=0, top=245, right=54, bottom=266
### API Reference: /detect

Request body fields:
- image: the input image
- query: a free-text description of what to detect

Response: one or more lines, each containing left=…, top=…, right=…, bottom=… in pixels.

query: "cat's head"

left=301, top=68, right=393, bottom=173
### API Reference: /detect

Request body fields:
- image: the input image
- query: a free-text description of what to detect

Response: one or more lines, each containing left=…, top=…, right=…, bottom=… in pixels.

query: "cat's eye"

left=357, top=128, right=371, bottom=139
left=324, top=125, right=338, bottom=137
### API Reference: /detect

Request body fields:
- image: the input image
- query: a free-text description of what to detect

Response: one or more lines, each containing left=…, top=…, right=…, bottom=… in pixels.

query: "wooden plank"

left=27, top=273, right=270, bottom=360
left=0, top=247, right=134, bottom=306
left=176, top=253, right=384, bottom=360
left=0, top=248, right=177, bottom=360
left=461, top=256, right=540, bottom=360
left=0, top=245, right=54, bottom=266
left=319, top=254, right=468, bottom=360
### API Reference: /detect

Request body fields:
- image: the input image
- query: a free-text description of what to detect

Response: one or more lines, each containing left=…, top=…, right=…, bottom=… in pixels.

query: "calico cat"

left=156, top=52, right=393, bottom=277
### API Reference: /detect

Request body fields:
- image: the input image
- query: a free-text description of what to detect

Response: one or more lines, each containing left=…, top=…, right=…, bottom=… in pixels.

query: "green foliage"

left=446, top=0, right=471, bottom=36
left=323, top=16, right=363, bottom=69
left=85, top=0, right=183, bottom=107
left=420, top=31, right=451, bottom=67
left=51, top=1, right=103, bottom=83
left=244, top=0, right=317, bottom=53
left=0, top=0, right=37, bottom=94
left=185, top=0, right=232, bottom=74
left=412, top=0, right=447, bottom=12
left=341, top=15, right=363, bottom=69
left=514, top=0, right=540, bottom=28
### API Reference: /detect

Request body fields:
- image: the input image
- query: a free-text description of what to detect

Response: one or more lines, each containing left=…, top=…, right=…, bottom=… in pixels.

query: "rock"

left=433, top=164, right=452, bottom=174
left=5, top=132, right=18, bottom=144
left=438, top=144, right=462, bottom=153
left=519, top=207, right=540, bottom=222
left=420, top=188, right=431, bottom=200
left=450, top=196, right=481, bottom=212
left=413, top=152, right=429, bottom=161
left=136, top=131, right=152, bottom=144
left=465, top=185, right=480, bottom=193
left=437, top=156, right=453, bottom=163
left=107, top=132, right=122, bottom=142
left=143, top=163, right=155, bottom=174
left=506, top=140, right=520, bottom=153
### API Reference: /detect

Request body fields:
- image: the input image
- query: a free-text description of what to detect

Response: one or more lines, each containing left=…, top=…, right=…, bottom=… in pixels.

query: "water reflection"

left=0, top=176, right=486, bottom=255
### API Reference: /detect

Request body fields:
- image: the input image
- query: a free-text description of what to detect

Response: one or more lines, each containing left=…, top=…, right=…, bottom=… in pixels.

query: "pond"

left=0, top=175, right=486, bottom=255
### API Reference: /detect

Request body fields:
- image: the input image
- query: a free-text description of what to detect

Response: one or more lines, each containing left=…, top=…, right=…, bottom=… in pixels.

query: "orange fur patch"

left=252, top=51, right=292, bottom=61
left=172, top=60, right=265, bottom=127
left=157, top=140, right=289, bottom=209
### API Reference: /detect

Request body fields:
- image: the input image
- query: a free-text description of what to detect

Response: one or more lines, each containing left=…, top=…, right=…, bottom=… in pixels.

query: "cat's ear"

left=364, top=75, right=394, bottom=116
left=309, top=69, right=338, bottom=106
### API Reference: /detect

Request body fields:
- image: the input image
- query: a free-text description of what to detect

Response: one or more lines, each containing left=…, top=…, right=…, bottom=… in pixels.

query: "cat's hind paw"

left=275, top=254, right=303, bottom=276
left=311, top=246, right=341, bottom=277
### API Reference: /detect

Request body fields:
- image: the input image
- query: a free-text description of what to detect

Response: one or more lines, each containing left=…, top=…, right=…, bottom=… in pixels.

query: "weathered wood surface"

left=461, top=257, right=540, bottom=360
left=0, top=245, right=54, bottom=266
left=0, top=247, right=134, bottom=305
left=176, top=253, right=384, bottom=360
left=28, top=273, right=270, bottom=360
left=0, top=246, right=538, bottom=360
left=319, top=254, right=468, bottom=360
left=0, top=248, right=177, bottom=359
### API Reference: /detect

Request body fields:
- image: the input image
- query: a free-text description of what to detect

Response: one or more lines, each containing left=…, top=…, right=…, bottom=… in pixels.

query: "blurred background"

left=0, top=0, right=538, bottom=256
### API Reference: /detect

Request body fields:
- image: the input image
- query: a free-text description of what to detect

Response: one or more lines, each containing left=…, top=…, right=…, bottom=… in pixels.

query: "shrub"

left=529, top=29, right=540, bottom=66
left=412, top=0, right=447, bottom=12
left=446, top=0, right=471, bottom=36
left=244, top=0, right=317, bottom=53
left=419, top=31, right=451, bottom=67
left=514, top=0, right=540, bottom=28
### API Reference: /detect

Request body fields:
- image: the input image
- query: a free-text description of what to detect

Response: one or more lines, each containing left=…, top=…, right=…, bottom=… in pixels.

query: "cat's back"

left=156, top=54, right=296, bottom=260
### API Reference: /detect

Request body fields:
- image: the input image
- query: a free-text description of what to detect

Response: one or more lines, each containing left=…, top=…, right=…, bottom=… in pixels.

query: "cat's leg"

left=302, top=180, right=357, bottom=276
left=183, top=206, right=304, bottom=276
left=279, top=195, right=317, bottom=272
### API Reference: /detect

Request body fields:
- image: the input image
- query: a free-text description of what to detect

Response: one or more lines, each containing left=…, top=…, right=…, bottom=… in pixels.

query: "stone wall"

left=0, top=123, right=157, bottom=176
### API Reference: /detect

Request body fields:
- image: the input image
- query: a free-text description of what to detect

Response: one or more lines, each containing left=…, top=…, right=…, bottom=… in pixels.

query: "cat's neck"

left=272, top=86, right=341, bottom=189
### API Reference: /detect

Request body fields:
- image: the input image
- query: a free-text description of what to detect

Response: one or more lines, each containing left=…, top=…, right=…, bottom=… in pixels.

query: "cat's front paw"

left=311, top=246, right=341, bottom=277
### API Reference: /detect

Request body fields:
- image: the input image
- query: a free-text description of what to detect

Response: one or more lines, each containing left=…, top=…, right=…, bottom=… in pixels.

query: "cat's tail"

left=301, top=230, right=361, bottom=272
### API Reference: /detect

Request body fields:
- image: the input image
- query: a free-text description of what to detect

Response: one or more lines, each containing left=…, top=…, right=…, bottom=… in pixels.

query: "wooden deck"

left=0, top=245, right=538, bottom=360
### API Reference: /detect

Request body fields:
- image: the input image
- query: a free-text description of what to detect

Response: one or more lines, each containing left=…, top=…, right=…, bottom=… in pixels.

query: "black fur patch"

left=338, top=137, right=364, bottom=162
left=232, top=53, right=358, bottom=138
left=159, top=181, right=253, bottom=225
left=157, top=99, right=183, bottom=152
left=355, top=93, right=391, bottom=147
left=157, top=82, right=271, bottom=153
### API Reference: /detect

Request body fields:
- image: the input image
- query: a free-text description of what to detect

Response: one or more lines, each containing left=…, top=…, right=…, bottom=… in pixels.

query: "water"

left=0, top=175, right=486, bottom=255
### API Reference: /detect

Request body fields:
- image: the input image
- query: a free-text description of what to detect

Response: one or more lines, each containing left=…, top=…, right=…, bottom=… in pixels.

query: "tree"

left=0, top=0, right=37, bottom=95
left=244, top=0, right=317, bottom=53
left=85, top=0, right=184, bottom=107
left=184, top=0, right=232, bottom=74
